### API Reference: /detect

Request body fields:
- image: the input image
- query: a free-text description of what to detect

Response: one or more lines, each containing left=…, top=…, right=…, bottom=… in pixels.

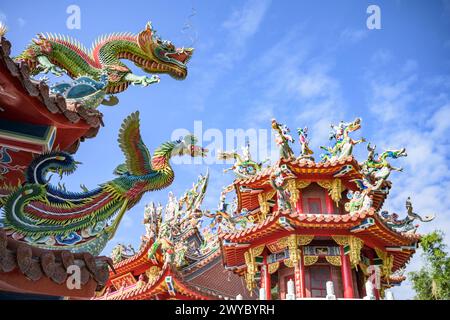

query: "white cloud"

left=370, top=49, right=393, bottom=66
left=0, top=11, right=6, bottom=24
left=185, top=0, right=271, bottom=111
left=222, top=0, right=271, bottom=47
left=17, top=18, right=26, bottom=27
left=364, top=58, right=450, bottom=299
left=340, top=28, right=368, bottom=43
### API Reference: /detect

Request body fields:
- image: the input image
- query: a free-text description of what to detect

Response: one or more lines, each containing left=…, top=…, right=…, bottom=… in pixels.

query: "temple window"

left=307, top=198, right=322, bottom=214
left=301, top=183, right=327, bottom=214
left=309, top=265, right=330, bottom=297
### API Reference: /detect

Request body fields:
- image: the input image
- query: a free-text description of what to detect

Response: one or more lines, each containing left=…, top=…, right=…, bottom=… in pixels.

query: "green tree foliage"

left=409, top=231, right=450, bottom=300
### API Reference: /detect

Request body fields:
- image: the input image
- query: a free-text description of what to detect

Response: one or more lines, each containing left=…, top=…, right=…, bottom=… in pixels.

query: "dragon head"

left=137, top=22, right=193, bottom=80
left=345, top=117, right=362, bottom=133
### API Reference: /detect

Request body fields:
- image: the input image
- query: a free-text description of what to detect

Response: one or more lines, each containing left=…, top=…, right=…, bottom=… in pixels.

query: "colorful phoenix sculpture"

left=15, top=22, right=193, bottom=109
left=0, top=112, right=207, bottom=255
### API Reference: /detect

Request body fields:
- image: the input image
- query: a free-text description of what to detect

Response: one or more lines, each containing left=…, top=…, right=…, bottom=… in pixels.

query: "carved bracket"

left=317, top=178, right=345, bottom=206
left=332, top=235, right=364, bottom=268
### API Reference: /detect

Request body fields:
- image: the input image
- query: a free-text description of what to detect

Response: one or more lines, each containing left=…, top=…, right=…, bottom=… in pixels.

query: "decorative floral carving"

left=348, top=237, right=364, bottom=268
left=375, top=248, right=394, bottom=279
left=283, top=258, right=294, bottom=268
left=258, top=190, right=276, bottom=217
left=325, top=256, right=341, bottom=266
left=268, top=262, right=280, bottom=274
left=287, top=179, right=299, bottom=205
left=145, top=266, right=161, bottom=284
left=331, top=235, right=364, bottom=268
left=244, top=271, right=256, bottom=291
left=287, top=235, right=300, bottom=263
left=331, top=235, right=348, bottom=246
left=303, top=255, right=319, bottom=266
left=317, top=178, right=345, bottom=205
left=297, top=235, right=314, bottom=246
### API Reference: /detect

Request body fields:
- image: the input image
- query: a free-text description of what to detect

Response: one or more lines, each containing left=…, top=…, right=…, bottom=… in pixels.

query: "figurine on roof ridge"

left=320, top=118, right=365, bottom=162
left=360, top=143, right=407, bottom=183
left=297, top=126, right=314, bottom=161
left=218, top=140, right=268, bottom=179
left=379, top=196, right=435, bottom=233
left=146, top=171, right=217, bottom=268
left=271, top=119, right=295, bottom=160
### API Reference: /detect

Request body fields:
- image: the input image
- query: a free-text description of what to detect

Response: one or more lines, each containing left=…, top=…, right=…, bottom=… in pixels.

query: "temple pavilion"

left=215, top=118, right=431, bottom=300
left=95, top=118, right=433, bottom=300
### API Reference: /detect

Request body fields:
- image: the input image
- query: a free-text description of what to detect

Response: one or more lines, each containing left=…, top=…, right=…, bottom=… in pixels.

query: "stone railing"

left=251, top=279, right=395, bottom=301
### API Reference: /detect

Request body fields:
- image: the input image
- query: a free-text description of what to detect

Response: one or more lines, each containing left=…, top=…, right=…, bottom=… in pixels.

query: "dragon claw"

left=40, top=65, right=64, bottom=77
left=131, top=75, right=160, bottom=87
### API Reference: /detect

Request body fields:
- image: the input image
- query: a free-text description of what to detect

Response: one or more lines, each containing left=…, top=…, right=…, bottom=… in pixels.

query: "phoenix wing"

left=118, top=111, right=153, bottom=176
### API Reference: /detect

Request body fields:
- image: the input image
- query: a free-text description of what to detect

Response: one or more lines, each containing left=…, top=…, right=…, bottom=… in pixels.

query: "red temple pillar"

left=325, top=192, right=334, bottom=214
left=296, top=191, right=303, bottom=214
left=340, top=246, right=354, bottom=299
left=297, top=248, right=306, bottom=298
left=260, top=254, right=271, bottom=300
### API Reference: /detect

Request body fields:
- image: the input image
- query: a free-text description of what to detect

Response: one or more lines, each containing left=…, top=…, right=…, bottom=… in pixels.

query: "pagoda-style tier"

left=214, top=118, right=434, bottom=300
left=234, top=156, right=391, bottom=220
left=220, top=209, right=420, bottom=272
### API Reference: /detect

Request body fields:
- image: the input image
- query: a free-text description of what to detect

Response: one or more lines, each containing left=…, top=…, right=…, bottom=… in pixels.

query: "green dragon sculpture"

left=0, top=112, right=207, bottom=255
left=15, top=22, right=193, bottom=109
left=360, top=143, right=407, bottom=181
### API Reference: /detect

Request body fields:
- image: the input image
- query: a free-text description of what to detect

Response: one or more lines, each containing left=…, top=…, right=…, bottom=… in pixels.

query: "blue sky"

left=1, top=0, right=450, bottom=299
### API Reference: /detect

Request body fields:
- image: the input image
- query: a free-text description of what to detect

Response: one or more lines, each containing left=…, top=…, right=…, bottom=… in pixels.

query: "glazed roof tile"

left=0, top=229, right=112, bottom=297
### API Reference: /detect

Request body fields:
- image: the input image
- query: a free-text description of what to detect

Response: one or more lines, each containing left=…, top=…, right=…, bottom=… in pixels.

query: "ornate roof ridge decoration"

left=0, top=229, right=112, bottom=297
left=96, top=264, right=236, bottom=301
left=234, top=156, right=361, bottom=185
left=110, top=239, right=155, bottom=272
left=0, top=36, right=103, bottom=132
left=219, top=208, right=420, bottom=247
left=218, top=139, right=269, bottom=179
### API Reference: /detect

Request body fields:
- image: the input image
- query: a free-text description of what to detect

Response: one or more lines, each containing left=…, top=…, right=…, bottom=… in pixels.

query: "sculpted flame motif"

left=15, top=22, right=193, bottom=109
left=0, top=112, right=207, bottom=255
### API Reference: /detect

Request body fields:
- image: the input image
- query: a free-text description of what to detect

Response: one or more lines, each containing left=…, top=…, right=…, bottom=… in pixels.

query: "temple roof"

left=0, top=36, right=103, bottom=185
left=234, top=156, right=391, bottom=214
left=219, top=208, right=419, bottom=273
left=0, top=229, right=111, bottom=298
